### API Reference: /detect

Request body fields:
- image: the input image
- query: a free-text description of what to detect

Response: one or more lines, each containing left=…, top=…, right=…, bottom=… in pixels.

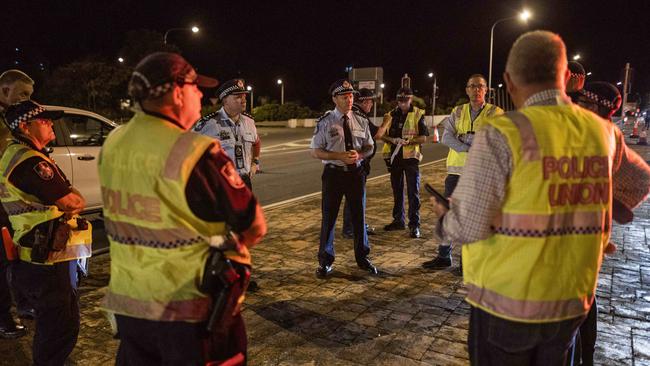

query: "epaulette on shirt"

left=242, top=112, right=255, bottom=121
left=353, top=109, right=368, bottom=120
left=194, top=110, right=219, bottom=131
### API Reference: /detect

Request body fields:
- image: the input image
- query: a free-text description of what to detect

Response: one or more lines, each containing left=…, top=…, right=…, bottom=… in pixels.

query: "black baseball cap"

left=4, top=100, right=63, bottom=131
left=128, top=52, right=219, bottom=101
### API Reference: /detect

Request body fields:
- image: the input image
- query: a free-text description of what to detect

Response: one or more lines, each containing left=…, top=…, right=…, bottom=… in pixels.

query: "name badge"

left=353, top=130, right=365, bottom=138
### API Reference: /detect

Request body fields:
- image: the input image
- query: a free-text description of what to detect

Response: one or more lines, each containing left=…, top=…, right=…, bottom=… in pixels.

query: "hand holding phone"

left=424, top=183, right=450, bottom=209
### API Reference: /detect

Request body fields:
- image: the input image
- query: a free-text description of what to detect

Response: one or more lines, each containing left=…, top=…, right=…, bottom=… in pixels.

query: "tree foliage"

left=37, top=60, right=132, bottom=119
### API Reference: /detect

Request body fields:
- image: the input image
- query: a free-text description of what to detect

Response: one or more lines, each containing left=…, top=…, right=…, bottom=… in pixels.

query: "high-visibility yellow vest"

left=446, top=103, right=503, bottom=175
left=462, top=104, right=614, bottom=323
left=382, top=106, right=425, bottom=161
left=0, top=143, right=92, bottom=265
left=99, top=113, right=247, bottom=322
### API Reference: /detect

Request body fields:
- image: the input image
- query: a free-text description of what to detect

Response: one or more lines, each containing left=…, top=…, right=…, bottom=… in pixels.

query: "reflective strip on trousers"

left=102, top=291, right=211, bottom=322
left=466, top=283, right=590, bottom=322
left=494, top=211, right=608, bottom=237
left=105, top=218, right=208, bottom=249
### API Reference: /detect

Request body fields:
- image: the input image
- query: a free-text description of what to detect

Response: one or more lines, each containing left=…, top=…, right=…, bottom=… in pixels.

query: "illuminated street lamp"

left=247, top=85, right=254, bottom=110
left=163, top=25, right=200, bottom=45
left=573, top=54, right=581, bottom=61
left=117, top=57, right=124, bottom=63
left=427, top=72, right=437, bottom=119
left=616, top=81, right=622, bottom=86
left=277, top=79, right=284, bottom=105
left=586, top=72, right=592, bottom=76
left=488, top=9, right=532, bottom=100
left=380, top=83, right=385, bottom=104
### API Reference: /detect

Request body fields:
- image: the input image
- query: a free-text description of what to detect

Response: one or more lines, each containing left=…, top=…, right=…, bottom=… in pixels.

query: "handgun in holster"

left=200, top=248, right=249, bottom=333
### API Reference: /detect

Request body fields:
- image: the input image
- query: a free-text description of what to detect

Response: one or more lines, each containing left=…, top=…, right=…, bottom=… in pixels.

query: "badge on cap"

left=34, top=161, right=54, bottom=181
left=220, top=161, right=246, bottom=189
left=237, top=79, right=245, bottom=88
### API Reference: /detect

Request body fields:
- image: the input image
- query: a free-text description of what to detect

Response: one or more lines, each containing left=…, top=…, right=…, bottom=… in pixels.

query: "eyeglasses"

left=466, top=84, right=487, bottom=90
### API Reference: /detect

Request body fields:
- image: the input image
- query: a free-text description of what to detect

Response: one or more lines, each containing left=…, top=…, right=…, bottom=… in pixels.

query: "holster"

left=200, top=248, right=250, bottom=334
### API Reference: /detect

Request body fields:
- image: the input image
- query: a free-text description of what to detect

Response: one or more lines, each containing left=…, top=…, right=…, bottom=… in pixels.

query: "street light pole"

left=380, top=83, right=385, bottom=105
left=277, top=79, right=284, bottom=105
left=163, top=26, right=200, bottom=45
left=488, top=10, right=531, bottom=102
left=247, top=86, right=254, bottom=111
left=428, top=72, right=437, bottom=124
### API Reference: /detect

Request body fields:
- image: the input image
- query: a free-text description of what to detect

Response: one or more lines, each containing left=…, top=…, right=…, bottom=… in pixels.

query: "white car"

left=45, top=105, right=119, bottom=213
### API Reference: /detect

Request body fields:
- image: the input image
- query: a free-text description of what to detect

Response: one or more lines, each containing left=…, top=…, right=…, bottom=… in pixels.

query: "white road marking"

left=262, top=158, right=446, bottom=211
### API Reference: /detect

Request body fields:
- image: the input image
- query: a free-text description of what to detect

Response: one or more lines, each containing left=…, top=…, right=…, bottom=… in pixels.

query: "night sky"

left=1, top=0, right=649, bottom=108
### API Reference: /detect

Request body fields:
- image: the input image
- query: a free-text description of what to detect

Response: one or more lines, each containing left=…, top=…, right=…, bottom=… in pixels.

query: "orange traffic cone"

left=638, top=128, right=648, bottom=145
left=630, top=120, right=639, bottom=138
left=2, top=227, right=17, bottom=261
left=431, top=125, right=440, bottom=143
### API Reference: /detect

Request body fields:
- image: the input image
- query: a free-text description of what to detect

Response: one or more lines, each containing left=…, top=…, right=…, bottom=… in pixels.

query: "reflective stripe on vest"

left=466, top=284, right=588, bottom=322
left=100, top=113, right=230, bottom=322
left=381, top=107, right=425, bottom=161
left=446, top=103, right=503, bottom=174
left=462, top=105, right=613, bottom=323
left=0, top=143, right=92, bottom=264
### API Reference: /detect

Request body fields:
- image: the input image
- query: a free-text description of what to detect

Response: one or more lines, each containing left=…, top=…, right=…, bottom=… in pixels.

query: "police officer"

left=376, top=87, right=428, bottom=238
left=0, top=69, right=35, bottom=339
left=1, top=100, right=92, bottom=365
left=342, top=88, right=378, bottom=238
left=99, top=52, right=267, bottom=365
left=566, top=60, right=586, bottom=94
left=422, top=74, right=503, bottom=271
left=311, top=79, right=377, bottom=278
left=195, top=79, right=261, bottom=189
left=431, top=30, right=650, bottom=365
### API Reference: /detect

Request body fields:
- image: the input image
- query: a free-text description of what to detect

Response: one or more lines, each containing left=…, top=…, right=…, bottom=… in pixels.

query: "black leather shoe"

left=342, top=232, right=353, bottom=239
left=384, top=221, right=406, bottom=231
left=421, top=256, right=452, bottom=270
left=315, top=264, right=333, bottom=278
left=366, top=225, right=376, bottom=235
left=358, top=258, right=379, bottom=275
left=0, top=322, right=27, bottom=339
left=17, top=308, right=36, bottom=320
left=410, top=227, right=421, bottom=238
left=247, top=280, right=259, bottom=292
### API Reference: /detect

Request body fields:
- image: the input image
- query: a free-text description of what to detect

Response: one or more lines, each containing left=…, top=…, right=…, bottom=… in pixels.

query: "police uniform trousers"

left=389, top=159, right=421, bottom=229
left=438, top=174, right=461, bottom=259
left=318, top=164, right=369, bottom=267
left=12, top=260, right=79, bottom=366
left=342, top=159, right=372, bottom=236
left=468, top=306, right=584, bottom=366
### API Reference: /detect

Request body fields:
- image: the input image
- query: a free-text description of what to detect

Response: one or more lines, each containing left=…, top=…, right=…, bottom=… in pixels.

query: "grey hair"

left=506, top=30, right=567, bottom=85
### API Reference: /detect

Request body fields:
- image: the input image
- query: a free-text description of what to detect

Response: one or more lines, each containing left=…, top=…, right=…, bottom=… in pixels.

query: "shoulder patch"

left=34, top=161, right=54, bottom=181
left=194, top=111, right=219, bottom=131
left=220, top=161, right=246, bottom=189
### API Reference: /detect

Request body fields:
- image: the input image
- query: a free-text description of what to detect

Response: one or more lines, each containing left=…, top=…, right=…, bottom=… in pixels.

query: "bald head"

left=505, top=30, right=567, bottom=86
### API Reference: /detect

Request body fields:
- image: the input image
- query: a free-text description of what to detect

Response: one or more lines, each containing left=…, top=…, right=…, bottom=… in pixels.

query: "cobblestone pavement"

left=1, top=124, right=649, bottom=366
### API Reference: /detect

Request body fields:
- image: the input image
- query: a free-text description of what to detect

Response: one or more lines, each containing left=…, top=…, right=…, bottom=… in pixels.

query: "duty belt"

left=325, top=163, right=361, bottom=172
